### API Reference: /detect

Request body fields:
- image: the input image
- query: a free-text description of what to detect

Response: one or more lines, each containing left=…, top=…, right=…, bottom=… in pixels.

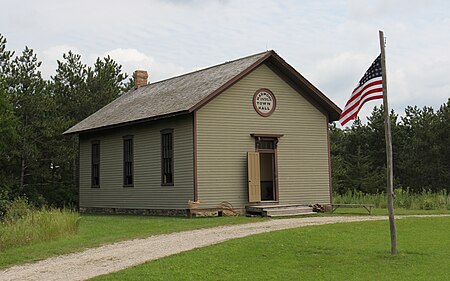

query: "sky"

left=2, top=0, right=450, bottom=124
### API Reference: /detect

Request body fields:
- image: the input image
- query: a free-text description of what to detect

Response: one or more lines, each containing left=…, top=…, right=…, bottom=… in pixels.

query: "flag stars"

left=340, top=54, right=384, bottom=126
left=359, top=55, right=382, bottom=86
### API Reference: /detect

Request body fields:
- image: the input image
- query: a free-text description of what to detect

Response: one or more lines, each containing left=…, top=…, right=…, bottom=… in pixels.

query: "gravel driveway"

left=0, top=215, right=446, bottom=281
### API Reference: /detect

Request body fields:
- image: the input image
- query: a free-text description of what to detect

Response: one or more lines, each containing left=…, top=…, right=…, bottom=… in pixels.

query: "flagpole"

left=379, top=30, right=397, bottom=255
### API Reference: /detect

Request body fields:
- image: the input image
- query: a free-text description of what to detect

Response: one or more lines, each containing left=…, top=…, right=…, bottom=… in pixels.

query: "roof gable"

left=64, top=51, right=340, bottom=135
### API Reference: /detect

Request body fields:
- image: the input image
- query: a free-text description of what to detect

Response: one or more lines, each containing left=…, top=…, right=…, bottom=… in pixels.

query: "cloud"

left=39, top=46, right=152, bottom=79
left=309, top=52, right=375, bottom=104
left=102, top=48, right=186, bottom=82
left=38, top=46, right=186, bottom=83
left=3, top=0, right=450, bottom=124
left=40, top=45, right=81, bottom=78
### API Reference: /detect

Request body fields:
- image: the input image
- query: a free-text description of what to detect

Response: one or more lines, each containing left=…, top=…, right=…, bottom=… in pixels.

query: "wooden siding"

left=79, top=114, right=194, bottom=210
left=196, top=64, right=330, bottom=208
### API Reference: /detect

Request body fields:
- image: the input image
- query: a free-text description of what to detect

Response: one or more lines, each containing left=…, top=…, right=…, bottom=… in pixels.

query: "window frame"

left=91, top=140, right=100, bottom=188
left=123, top=135, right=134, bottom=187
left=161, top=128, right=174, bottom=186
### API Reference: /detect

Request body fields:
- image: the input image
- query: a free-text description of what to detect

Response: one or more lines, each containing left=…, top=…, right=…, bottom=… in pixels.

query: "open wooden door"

left=247, top=152, right=261, bottom=203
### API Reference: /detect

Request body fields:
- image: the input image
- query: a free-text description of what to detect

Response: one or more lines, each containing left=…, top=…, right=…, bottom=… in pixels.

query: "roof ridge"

left=139, top=50, right=272, bottom=89
left=64, top=49, right=341, bottom=135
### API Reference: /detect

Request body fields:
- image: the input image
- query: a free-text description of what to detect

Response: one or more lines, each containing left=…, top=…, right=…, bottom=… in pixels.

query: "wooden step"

left=246, top=204, right=310, bottom=213
left=268, top=212, right=317, bottom=218
left=245, top=204, right=318, bottom=217
left=264, top=207, right=315, bottom=217
left=264, top=206, right=313, bottom=212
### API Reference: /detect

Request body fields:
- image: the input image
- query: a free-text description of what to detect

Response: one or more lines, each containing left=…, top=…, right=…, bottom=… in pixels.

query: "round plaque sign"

left=253, top=88, right=276, bottom=117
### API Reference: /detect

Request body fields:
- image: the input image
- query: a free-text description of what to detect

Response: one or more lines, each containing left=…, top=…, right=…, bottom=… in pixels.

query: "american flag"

left=339, top=55, right=384, bottom=125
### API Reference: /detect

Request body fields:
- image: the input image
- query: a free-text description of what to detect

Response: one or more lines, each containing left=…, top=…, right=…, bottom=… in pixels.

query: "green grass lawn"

left=2, top=209, right=449, bottom=272
left=0, top=214, right=265, bottom=269
left=92, top=216, right=450, bottom=281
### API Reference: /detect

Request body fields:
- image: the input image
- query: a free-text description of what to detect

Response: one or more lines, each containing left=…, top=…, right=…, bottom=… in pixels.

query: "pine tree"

left=49, top=51, right=131, bottom=206
left=7, top=47, right=53, bottom=204
left=0, top=34, right=18, bottom=200
left=86, top=55, right=130, bottom=112
left=436, top=99, right=450, bottom=189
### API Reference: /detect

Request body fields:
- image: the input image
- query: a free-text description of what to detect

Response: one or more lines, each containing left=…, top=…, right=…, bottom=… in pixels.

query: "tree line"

left=0, top=34, right=132, bottom=209
left=1, top=32, right=449, bottom=209
left=331, top=102, right=450, bottom=194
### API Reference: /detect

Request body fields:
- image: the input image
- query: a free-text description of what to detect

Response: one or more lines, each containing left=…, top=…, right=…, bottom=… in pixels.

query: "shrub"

left=3, top=197, right=32, bottom=223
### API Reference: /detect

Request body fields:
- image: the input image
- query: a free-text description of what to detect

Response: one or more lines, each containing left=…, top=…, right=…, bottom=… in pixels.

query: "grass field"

left=92, top=216, right=450, bottom=281
left=0, top=214, right=264, bottom=269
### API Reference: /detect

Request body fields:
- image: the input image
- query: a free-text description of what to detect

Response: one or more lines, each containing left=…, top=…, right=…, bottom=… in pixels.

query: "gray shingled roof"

left=64, top=51, right=342, bottom=135
left=64, top=51, right=269, bottom=134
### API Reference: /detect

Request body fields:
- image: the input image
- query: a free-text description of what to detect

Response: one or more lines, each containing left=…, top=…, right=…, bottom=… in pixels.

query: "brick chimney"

left=133, top=70, right=148, bottom=88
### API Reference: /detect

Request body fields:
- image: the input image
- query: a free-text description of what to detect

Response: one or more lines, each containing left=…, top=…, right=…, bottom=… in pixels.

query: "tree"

left=331, top=107, right=401, bottom=194
left=329, top=123, right=346, bottom=193
left=331, top=102, right=450, bottom=195
left=0, top=35, right=132, bottom=207
left=0, top=85, right=17, bottom=156
left=0, top=34, right=18, bottom=203
left=5, top=46, right=54, bottom=205
left=52, top=52, right=131, bottom=127
left=86, top=55, right=131, bottom=112
left=49, top=51, right=131, bottom=206
left=435, top=99, right=450, bottom=189
left=52, top=51, right=89, bottom=125
left=0, top=34, right=16, bottom=156
left=50, top=51, right=89, bottom=197
left=398, top=106, right=441, bottom=191
left=344, top=118, right=384, bottom=193
left=365, top=106, right=402, bottom=190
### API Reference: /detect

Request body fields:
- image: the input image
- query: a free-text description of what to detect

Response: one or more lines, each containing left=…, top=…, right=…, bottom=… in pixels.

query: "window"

left=161, top=129, right=174, bottom=185
left=123, top=136, right=133, bottom=186
left=251, top=134, right=283, bottom=151
left=258, top=140, right=275, bottom=150
left=91, top=141, right=100, bottom=188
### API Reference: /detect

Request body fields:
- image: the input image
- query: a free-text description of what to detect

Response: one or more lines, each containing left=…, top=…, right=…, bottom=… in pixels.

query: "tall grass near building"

left=334, top=189, right=450, bottom=210
left=0, top=198, right=80, bottom=250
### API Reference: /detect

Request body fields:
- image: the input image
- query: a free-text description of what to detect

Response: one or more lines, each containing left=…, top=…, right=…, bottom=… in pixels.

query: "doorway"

left=259, top=152, right=275, bottom=201
left=248, top=134, right=282, bottom=203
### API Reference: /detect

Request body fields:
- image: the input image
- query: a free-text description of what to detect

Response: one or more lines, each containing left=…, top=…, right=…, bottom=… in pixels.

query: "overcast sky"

left=2, top=0, right=449, bottom=124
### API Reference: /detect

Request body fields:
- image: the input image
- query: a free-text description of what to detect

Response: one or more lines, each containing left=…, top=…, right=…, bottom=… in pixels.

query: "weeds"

left=334, top=189, right=450, bottom=210
left=0, top=198, right=80, bottom=250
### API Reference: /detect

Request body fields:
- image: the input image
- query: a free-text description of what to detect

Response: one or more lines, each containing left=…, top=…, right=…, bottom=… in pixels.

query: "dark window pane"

left=91, top=142, right=100, bottom=187
left=259, top=140, right=274, bottom=149
left=161, top=131, right=173, bottom=185
left=123, top=138, right=133, bottom=186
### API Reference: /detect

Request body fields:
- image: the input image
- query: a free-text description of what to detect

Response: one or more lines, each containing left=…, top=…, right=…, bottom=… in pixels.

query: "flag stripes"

left=339, top=77, right=383, bottom=125
left=339, top=55, right=384, bottom=125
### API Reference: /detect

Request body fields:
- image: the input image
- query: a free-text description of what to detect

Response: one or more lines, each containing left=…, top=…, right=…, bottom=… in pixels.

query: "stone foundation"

left=79, top=207, right=187, bottom=216
left=80, top=206, right=247, bottom=217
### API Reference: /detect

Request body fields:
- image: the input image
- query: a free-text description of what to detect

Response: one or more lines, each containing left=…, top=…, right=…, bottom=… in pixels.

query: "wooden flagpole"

left=379, top=30, right=397, bottom=255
